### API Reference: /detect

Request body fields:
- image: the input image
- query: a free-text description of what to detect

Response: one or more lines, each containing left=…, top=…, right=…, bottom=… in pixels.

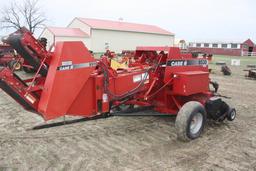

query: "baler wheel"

left=175, top=101, right=206, bottom=141
left=227, top=108, right=236, bottom=121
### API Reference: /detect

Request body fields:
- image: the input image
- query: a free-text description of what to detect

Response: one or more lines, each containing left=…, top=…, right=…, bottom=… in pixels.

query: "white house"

left=40, top=18, right=175, bottom=53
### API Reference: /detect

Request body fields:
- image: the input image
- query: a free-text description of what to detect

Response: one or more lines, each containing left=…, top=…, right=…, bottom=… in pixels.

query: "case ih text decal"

left=167, top=59, right=208, bottom=67
left=57, top=61, right=97, bottom=71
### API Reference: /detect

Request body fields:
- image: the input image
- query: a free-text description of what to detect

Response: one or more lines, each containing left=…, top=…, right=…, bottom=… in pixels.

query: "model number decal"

left=57, top=61, right=97, bottom=71
left=167, top=59, right=208, bottom=67
left=61, top=61, right=72, bottom=66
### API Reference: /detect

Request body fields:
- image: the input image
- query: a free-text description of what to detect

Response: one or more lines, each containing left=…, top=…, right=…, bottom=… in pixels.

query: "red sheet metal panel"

left=172, top=71, right=209, bottom=96
left=38, top=41, right=96, bottom=120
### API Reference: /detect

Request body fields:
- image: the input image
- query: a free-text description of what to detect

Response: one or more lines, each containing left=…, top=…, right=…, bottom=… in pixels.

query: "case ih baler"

left=0, top=28, right=236, bottom=141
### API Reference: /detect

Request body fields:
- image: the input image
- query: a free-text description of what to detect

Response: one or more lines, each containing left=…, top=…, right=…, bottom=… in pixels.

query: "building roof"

left=243, top=39, right=255, bottom=47
left=190, top=40, right=243, bottom=44
left=45, top=27, right=89, bottom=37
left=76, top=18, right=174, bottom=36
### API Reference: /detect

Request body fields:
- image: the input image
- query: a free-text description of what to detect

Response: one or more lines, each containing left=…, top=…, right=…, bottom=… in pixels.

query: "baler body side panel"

left=67, top=77, right=97, bottom=116
left=172, top=71, right=209, bottom=96
left=164, top=47, right=209, bottom=96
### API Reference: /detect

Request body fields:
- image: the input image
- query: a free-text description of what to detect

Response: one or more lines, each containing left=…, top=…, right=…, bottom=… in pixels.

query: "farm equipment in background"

left=189, top=51, right=213, bottom=62
left=0, top=44, right=23, bottom=71
left=0, top=37, right=48, bottom=73
left=221, top=65, right=232, bottom=76
left=215, top=61, right=232, bottom=76
left=0, top=27, right=236, bottom=141
left=244, top=65, right=256, bottom=79
left=247, top=69, right=256, bottom=79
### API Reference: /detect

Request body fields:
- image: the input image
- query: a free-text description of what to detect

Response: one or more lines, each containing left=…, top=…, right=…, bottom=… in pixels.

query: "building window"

left=105, top=42, right=109, bottom=50
left=221, top=44, right=228, bottom=48
left=196, top=43, right=201, bottom=47
left=212, top=44, right=218, bottom=48
left=231, top=44, right=238, bottom=49
left=204, top=43, right=209, bottom=47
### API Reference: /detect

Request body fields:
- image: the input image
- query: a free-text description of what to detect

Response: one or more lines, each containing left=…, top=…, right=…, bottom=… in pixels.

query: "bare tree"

left=0, top=0, right=46, bottom=34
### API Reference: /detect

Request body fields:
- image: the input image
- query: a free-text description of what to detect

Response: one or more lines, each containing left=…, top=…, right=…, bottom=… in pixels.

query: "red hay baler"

left=0, top=28, right=236, bottom=141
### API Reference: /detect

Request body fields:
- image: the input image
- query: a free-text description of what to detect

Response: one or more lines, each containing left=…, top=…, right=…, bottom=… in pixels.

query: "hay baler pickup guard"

left=0, top=28, right=236, bottom=141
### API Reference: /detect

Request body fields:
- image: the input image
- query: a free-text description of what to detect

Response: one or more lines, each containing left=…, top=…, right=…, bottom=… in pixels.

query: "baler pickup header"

left=0, top=28, right=236, bottom=141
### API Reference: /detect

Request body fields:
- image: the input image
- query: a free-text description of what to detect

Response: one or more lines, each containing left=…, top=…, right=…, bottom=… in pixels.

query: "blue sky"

left=0, top=0, right=255, bottom=42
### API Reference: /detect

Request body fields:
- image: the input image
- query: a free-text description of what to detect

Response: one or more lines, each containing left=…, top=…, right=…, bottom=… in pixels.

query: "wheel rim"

left=14, top=62, right=21, bottom=70
left=190, top=113, right=203, bottom=135
left=230, top=110, right=236, bottom=120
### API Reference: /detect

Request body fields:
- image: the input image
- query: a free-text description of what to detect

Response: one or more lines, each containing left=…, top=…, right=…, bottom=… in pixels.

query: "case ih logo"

left=57, top=61, right=97, bottom=71
left=167, top=59, right=208, bottom=67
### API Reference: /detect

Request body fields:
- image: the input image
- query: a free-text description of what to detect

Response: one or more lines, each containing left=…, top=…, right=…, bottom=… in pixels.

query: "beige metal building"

left=40, top=18, right=175, bottom=53
left=39, top=27, right=89, bottom=50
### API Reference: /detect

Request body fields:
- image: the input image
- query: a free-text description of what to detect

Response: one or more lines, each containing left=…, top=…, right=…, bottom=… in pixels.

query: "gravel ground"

left=0, top=66, right=256, bottom=171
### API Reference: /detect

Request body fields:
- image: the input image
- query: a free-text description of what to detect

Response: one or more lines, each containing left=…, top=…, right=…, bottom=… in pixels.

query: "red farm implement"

left=0, top=44, right=23, bottom=71
left=0, top=28, right=236, bottom=141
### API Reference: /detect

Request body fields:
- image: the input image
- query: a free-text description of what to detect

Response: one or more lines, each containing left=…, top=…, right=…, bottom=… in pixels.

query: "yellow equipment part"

left=110, top=59, right=128, bottom=70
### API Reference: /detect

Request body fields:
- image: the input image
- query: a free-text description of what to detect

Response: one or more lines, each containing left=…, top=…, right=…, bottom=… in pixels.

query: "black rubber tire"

left=227, top=108, right=236, bottom=121
left=175, top=101, right=206, bottom=142
left=8, top=60, right=22, bottom=71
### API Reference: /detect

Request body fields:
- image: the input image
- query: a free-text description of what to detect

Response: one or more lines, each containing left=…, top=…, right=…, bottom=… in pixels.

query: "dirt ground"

left=0, top=65, right=256, bottom=171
